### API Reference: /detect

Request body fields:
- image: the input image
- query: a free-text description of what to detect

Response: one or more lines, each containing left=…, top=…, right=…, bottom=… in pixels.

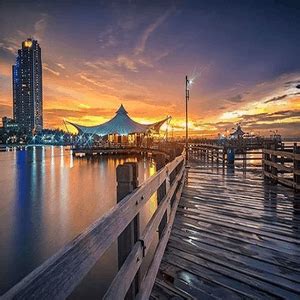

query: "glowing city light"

left=24, top=40, right=33, bottom=48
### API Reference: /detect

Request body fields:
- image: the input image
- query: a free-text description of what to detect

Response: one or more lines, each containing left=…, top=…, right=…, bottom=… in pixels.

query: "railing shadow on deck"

left=2, top=154, right=186, bottom=300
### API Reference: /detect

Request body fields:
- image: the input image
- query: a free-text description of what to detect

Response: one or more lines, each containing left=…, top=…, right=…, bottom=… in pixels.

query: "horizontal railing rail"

left=263, top=143, right=300, bottom=190
left=3, top=154, right=185, bottom=300
left=104, top=160, right=185, bottom=299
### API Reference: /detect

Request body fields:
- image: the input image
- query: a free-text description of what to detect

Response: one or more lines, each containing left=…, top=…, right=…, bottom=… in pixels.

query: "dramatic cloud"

left=134, top=6, right=175, bottom=55
left=264, top=94, right=287, bottom=104
left=0, top=1, right=299, bottom=137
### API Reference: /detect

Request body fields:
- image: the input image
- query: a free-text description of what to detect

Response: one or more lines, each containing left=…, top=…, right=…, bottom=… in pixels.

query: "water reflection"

left=0, top=147, right=156, bottom=297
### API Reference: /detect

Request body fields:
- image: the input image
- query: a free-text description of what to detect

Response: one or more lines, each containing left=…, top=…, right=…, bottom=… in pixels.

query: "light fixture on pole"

left=185, top=75, right=191, bottom=164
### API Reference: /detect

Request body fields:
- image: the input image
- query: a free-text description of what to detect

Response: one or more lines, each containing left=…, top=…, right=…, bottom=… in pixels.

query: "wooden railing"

left=263, top=143, right=300, bottom=190
left=72, top=143, right=184, bottom=163
left=189, top=137, right=279, bottom=150
left=189, top=143, right=263, bottom=167
left=3, top=154, right=185, bottom=299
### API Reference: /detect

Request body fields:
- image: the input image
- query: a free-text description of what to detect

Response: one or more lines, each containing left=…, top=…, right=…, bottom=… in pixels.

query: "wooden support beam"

left=116, top=162, right=140, bottom=299
left=103, top=165, right=185, bottom=299
left=294, top=143, right=300, bottom=191
left=136, top=170, right=186, bottom=300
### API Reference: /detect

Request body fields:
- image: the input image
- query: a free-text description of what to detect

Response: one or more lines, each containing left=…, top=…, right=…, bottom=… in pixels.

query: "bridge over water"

left=2, top=146, right=300, bottom=299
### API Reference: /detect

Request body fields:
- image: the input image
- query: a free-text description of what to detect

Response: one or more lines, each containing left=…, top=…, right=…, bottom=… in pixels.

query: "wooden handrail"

left=263, top=149, right=300, bottom=160
left=263, top=144, right=300, bottom=191
left=136, top=170, right=185, bottom=300
left=3, top=155, right=185, bottom=300
left=104, top=163, right=185, bottom=299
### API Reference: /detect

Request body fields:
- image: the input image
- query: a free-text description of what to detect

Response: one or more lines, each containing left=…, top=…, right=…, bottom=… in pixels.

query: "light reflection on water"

left=0, top=146, right=157, bottom=298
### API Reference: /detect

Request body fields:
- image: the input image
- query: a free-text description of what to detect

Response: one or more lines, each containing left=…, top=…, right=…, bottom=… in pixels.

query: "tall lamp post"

left=185, top=75, right=190, bottom=164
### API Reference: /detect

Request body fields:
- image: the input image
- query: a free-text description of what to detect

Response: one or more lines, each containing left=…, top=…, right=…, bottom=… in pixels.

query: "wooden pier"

left=3, top=143, right=300, bottom=299
left=152, top=161, right=300, bottom=299
left=72, top=144, right=184, bottom=162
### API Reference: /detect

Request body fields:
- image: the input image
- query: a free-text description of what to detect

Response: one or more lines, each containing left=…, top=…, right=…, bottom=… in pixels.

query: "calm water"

left=0, top=146, right=157, bottom=298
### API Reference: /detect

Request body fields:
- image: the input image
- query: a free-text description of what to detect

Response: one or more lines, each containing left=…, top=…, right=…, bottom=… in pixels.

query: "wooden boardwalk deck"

left=151, top=163, right=300, bottom=299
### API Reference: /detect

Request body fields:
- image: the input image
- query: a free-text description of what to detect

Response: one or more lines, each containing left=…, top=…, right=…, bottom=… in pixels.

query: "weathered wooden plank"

left=161, top=251, right=276, bottom=299
left=181, top=191, right=300, bottom=217
left=176, top=207, right=300, bottom=245
left=151, top=278, right=193, bottom=300
left=152, top=163, right=300, bottom=299
left=168, top=236, right=300, bottom=290
left=158, top=260, right=251, bottom=300
left=163, top=249, right=300, bottom=299
left=174, top=214, right=300, bottom=256
left=184, top=190, right=296, bottom=208
left=180, top=197, right=300, bottom=225
left=172, top=223, right=300, bottom=269
left=180, top=197, right=300, bottom=229
left=179, top=199, right=300, bottom=236
left=182, top=188, right=298, bottom=212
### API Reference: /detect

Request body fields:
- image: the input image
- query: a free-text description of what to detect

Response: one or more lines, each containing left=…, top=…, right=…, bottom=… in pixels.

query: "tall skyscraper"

left=12, top=38, right=43, bottom=133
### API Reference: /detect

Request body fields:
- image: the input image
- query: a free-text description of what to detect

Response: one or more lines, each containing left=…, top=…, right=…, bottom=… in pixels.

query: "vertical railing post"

left=116, top=162, right=139, bottom=299
left=281, top=143, right=285, bottom=165
left=271, top=143, right=278, bottom=184
left=155, top=154, right=167, bottom=238
left=293, top=143, right=300, bottom=191
left=222, top=147, right=226, bottom=169
left=263, top=146, right=267, bottom=179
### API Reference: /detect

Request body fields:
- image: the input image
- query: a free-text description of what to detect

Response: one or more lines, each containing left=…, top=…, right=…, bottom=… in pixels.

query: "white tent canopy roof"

left=67, top=104, right=170, bottom=136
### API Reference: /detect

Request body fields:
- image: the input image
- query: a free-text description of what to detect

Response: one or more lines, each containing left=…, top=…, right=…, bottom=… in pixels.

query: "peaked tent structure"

left=230, top=124, right=245, bottom=139
left=67, top=104, right=170, bottom=137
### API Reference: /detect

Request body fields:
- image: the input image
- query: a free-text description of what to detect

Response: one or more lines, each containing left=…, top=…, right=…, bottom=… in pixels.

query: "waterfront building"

left=1, top=116, right=19, bottom=132
left=12, top=38, right=43, bottom=133
left=68, top=104, right=170, bottom=146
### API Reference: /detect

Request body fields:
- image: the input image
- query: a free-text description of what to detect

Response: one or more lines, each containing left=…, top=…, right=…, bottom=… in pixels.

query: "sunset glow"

left=0, top=1, right=299, bottom=137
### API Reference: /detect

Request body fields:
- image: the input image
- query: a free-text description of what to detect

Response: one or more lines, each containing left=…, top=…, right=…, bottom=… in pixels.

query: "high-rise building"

left=12, top=38, right=43, bottom=133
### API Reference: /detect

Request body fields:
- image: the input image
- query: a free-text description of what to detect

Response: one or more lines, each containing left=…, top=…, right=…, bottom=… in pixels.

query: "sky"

left=0, top=0, right=299, bottom=137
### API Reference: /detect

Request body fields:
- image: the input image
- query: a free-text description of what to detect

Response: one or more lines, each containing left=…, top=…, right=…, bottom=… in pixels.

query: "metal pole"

left=185, top=75, right=189, bottom=163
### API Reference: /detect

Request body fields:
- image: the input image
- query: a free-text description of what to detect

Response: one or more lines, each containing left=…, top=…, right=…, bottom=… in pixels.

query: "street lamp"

left=185, top=75, right=191, bottom=164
